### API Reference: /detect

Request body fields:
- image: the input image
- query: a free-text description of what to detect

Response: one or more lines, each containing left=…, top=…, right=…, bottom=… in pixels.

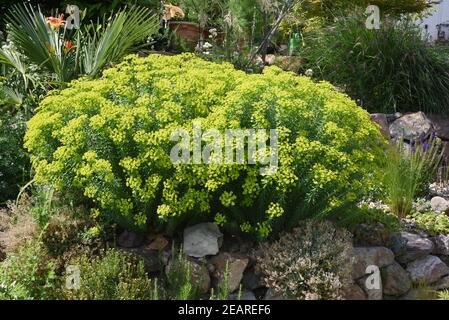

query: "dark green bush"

left=0, top=112, right=29, bottom=204
left=303, top=12, right=449, bottom=114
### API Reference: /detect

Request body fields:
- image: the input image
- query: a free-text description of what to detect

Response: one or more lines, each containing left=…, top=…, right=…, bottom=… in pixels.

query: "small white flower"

left=305, top=69, right=314, bottom=77
left=203, top=42, right=213, bottom=49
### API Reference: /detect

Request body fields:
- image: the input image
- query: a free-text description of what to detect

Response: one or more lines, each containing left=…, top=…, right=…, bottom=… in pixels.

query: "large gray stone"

left=430, top=197, right=449, bottom=213
left=184, top=223, right=223, bottom=258
left=209, top=252, right=249, bottom=292
left=432, top=234, right=449, bottom=256
left=406, top=255, right=449, bottom=284
left=390, top=232, right=434, bottom=264
left=352, top=247, right=395, bottom=280
left=381, top=262, right=412, bottom=296
left=389, top=112, right=433, bottom=142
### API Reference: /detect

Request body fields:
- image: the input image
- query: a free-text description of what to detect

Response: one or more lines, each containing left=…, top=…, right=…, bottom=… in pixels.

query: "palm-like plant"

left=2, top=3, right=160, bottom=83
left=80, top=5, right=160, bottom=76
left=5, top=4, right=79, bottom=83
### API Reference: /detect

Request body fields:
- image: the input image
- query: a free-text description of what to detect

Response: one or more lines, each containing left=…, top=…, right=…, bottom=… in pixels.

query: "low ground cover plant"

left=257, top=219, right=353, bottom=300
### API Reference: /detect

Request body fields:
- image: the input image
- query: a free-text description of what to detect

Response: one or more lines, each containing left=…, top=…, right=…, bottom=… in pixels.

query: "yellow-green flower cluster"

left=25, top=53, right=385, bottom=237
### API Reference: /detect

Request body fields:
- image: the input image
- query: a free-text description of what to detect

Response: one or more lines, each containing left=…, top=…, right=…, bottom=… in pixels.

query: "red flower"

left=46, top=14, right=65, bottom=29
left=64, top=40, right=76, bottom=52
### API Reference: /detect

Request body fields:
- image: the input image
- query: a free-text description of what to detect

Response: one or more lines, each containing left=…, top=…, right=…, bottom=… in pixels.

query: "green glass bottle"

left=289, top=32, right=300, bottom=56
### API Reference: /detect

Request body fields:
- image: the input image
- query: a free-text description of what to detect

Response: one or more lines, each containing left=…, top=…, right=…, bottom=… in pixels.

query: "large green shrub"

left=25, top=53, right=384, bottom=238
left=303, top=13, right=449, bottom=114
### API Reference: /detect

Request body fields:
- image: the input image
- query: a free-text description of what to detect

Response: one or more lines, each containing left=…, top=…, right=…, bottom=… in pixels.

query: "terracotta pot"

left=168, top=21, right=203, bottom=44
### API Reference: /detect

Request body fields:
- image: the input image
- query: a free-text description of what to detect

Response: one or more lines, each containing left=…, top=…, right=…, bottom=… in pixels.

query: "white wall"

left=416, top=0, right=449, bottom=41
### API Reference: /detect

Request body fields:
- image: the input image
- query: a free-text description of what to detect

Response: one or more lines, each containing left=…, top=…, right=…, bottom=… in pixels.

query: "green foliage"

left=302, top=12, right=449, bottom=114
left=438, top=290, right=449, bottom=300
left=382, top=141, right=441, bottom=218
left=3, top=3, right=160, bottom=83
left=333, top=206, right=401, bottom=233
left=60, top=248, right=158, bottom=300
left=258, top=219, right=353, bottom=300
left=165, top=246, right=202, bottom=300
left=0, top=112, right=29, bottom=204
left=0, top=240, right=58, bottom=300
left=25, top=53, right=384, bottom=239
left=409, top=212, right=449, bottom=236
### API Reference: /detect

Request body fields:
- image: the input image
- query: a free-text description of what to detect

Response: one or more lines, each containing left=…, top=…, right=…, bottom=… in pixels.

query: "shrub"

left=409, top=212, right=449, bottom=236
left=0, top=112, right=29, bottom=204
left=25, top=53, right=384, bottom=239
left=302, top=12, right=449, bottom=114
left=60, top=248, right=158, bottom=300
left=165, top=246, right=203, bottom=300
left=257, top=219, right=353, bottom=300
left=0, top=240, right=58, bottom=300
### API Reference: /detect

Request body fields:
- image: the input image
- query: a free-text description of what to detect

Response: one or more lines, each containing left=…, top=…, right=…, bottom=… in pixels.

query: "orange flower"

left=46, top=14, right=65, bottom=29
left=64, top=40, right=76, bottom=52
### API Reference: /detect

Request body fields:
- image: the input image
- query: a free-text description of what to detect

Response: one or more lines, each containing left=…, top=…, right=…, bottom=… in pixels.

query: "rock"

left=370, top=113, right=391, bottom=139
left=242, top=268, right=263, bottom=291
left=183, top=223, right=223, bottom=258
left=427, top=114, right=449, bottom=141
left=123, top=247, right=166, bottom=272
left=264, top=288, right=285, bottom=300
left=209, top=252, right=249, bottom=293
left=433, top=275, right=449, bottom=290
left=389, top=112, right=434, bottom=142
left=357, top=275, right=383, bottom=300
left=352, top=247, right=395, bottom=279
left=432, top=234, right=449, bottom=255
left=353, top=222, right=392, bottom=247
left=344, top=284, right=367, bottom=300
left=400, top=289, right=421, bottom=300
left=148, top=234, right=169, bottom=251
left=390, top=232, right=434, bottom=264
left=166, top=258, right=211, bottom=294
left=406, top=255, right=449, bottom=284
left=265, top=54, right=276, bottom=66
left=430, top=197, right=449, bottom=213
left=230, top=290, right=257, bottom=300
left=118, top=230, right=144, bottom=248
left=381, top=262, right=412, bottom=296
